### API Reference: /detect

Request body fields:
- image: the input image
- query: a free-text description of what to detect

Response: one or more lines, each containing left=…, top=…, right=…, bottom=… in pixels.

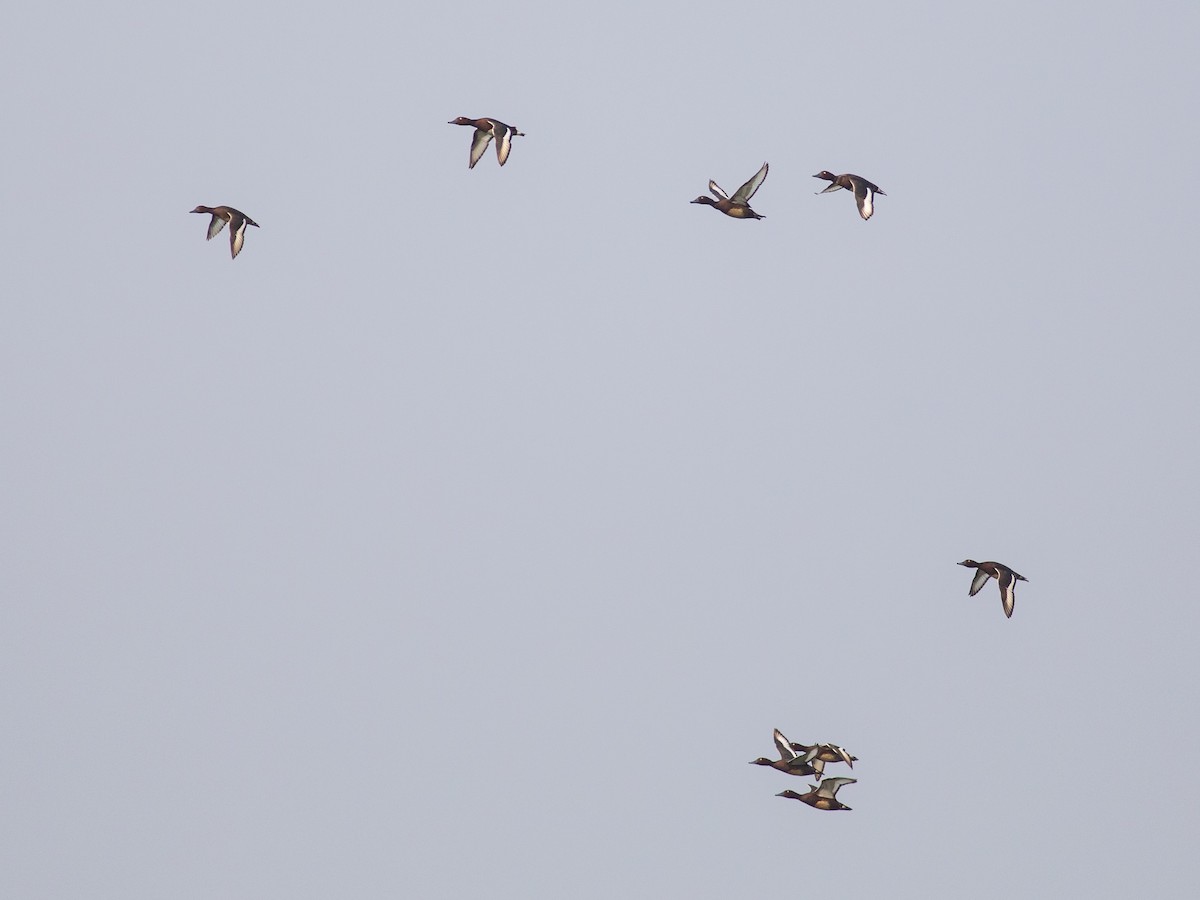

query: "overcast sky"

left=3, top=1, right=1200, bottom=897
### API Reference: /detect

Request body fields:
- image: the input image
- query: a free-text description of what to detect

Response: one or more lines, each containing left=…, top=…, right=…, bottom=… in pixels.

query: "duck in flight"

left=777, top=777, right=857, bottom=811
left=448, top=116, right=525, bottom=169
left=190, top=205, right=259, bottom=259
left=691, top=162, right=768, bottom=219
left=958, top=559, right=1028, bottom=618
left=813, top=171, right=886, bottom=220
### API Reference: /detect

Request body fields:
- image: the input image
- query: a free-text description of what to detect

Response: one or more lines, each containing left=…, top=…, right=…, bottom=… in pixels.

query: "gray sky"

left=3, top=1, right=1199, bottom=897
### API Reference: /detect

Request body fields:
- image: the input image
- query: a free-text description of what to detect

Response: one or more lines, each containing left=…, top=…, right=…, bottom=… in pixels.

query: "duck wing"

left=730, top=162, right=768, bottom=205
left=997, top=569, right=1018, bottom=618
left=493, top=122, right=516, bottom=165
left=827, top=744, right=855, bottom=768
left=228, top=213, right=249, bottom=259
left=206, top=214, right=228, bottom=241
left=968, top=568, right=992, bottom=597
left=772, top=729, right=797, bottom=761
left=817, top=776, right=856, bottom=799
left=851, top=179, right=876, bottom=220
left=469, top=126, right=495, bottom=169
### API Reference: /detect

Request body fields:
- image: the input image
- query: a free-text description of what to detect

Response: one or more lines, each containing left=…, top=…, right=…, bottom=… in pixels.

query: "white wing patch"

left=855, top=182, right=874, bottom=220
left=818, top=777, right=856, bottom=798
left=998, top=572, right=1016, bottom=618
left=773, top=729, right=794, bottom=760
left=469, top=128, right=494, bottom=169
left=969, top=568, right=991, bottom=596
left=230, top=219, right=247, bottom=259
left=206, top=215, right=228, bottom=241
left=494, top=124, right=512, bottom=165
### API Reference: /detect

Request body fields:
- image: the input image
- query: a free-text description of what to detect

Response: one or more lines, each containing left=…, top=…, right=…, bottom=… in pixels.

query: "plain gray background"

left=4, top=1, right=1199, bottom=897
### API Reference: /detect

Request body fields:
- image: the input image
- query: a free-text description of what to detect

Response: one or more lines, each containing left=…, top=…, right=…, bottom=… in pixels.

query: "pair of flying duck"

left=188, top=115, right=526, bottom=261
left=691, top=163, right=886, bottom=221
left=751, top=728, right=859, bottom=811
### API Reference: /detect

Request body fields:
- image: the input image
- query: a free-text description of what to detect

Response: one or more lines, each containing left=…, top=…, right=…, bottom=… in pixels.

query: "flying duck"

left=958, top=559, right=1028, bottom=618
left=190, top=206, right=259, bottom=259
left=448, top=117, right=525, bottom=168
left=777, top=777, right=857, bottom=811
left=813, top=171, right=886, bottom=220
left=691, top=162, right=768, bottom=219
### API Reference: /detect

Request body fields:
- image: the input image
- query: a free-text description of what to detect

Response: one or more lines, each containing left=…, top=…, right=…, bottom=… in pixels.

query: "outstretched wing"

left=852, top=179, right=875, bottom=220
left=731, top=161, right=768, bottom=205
left=773, top=729, right=795, bottom=760
left=997, top=570, right=1017, bottom=618
left=494, top=123, right=515, bottom=165
left=968, top=568, right=991, bottom=597
left=708, top=180, right=729, bottom=201
left=206, top=215, right=228, bottom=241
left=469, top=127, right=494, bottom=169
left=817, top=776, right=857, bottom=799
left=229, top=216, right=248, bottom=259
left=828, top=744, right=855, bottom=768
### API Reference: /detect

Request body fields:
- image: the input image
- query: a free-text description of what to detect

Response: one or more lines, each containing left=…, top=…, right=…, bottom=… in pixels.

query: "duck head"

left=776, top=789, right=812, bottom=800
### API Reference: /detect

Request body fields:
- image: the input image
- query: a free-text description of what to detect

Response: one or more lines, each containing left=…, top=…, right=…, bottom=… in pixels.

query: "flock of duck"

left=188, top=115, right=1032, bottom=818
left=752, top=729, right=860, bottom=811
left=760, top=560, right=1028, bottom=813
left=189, top=114, right=892, bottom=259
left=443, top=117, right=891, bottom=224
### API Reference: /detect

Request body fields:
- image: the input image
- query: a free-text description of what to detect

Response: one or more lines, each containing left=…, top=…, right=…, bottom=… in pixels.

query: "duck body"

left=448, top=116, right=525, bottom=168
left=777, top=777, right=856, bottom=811
left=813, top=171, right=886, bottom=220
left=691, top=197, right=764, bottom=219
left=958, top=559, right=1028, bottom=618
left=190, top=205, right=259, bottom=259
left=692, top=162, right=768, bottom=219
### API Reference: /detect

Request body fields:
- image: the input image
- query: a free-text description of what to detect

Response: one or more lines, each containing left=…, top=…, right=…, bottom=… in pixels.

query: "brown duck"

left=777, top=777, right=856, bottom=811
left=448, top=116, right=525, bottom=168
left=958, top=559, right=1028, bottom=618
left=691, top=162, right=768, bottom=219
left=190, top=205, right=259, bottom=259
left=813, top=171, right=886, bottom=220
